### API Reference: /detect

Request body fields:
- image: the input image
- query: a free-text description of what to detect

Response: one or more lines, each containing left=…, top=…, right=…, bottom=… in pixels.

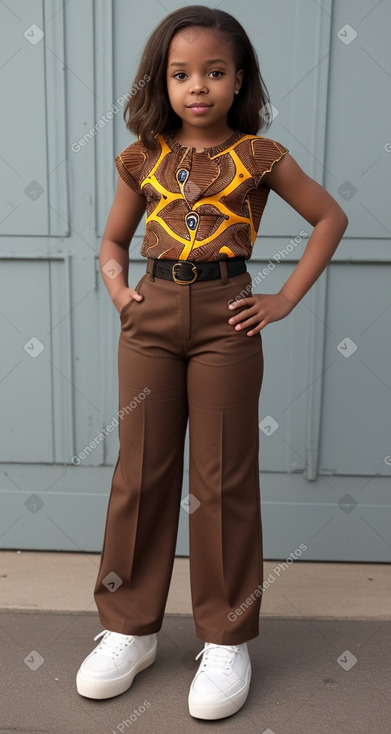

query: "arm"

left=99, top=176, right=146, bottom=313
left=228, top=153, right=349, bottom=334
left=265, top=153, right=349, bottom=306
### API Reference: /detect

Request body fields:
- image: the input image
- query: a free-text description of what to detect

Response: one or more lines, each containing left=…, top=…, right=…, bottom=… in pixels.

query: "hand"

left=227, top=292, right=296, bottom=335
left=114, top=287, right=144, bottom=314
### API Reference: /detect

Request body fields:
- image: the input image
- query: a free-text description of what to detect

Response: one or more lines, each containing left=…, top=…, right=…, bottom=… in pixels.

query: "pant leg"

left=94, top=273, right=188, bottom=635
left=186, top=266, right=264, bottom=645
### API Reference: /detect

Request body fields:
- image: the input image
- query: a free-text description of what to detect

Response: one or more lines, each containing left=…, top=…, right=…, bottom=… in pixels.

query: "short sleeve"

left=251, top=137, right=289, bottom=187
left=114, top=141, right=145, bottom=195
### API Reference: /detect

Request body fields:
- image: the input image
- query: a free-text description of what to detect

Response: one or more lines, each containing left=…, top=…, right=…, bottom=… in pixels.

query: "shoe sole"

left=188, top=663, right=251, bottom=720
left=76, top=640, right=157, bottom=699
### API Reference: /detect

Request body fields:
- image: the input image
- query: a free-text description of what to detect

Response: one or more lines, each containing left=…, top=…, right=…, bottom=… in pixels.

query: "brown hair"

left=122, top=5, right=272, bottom=151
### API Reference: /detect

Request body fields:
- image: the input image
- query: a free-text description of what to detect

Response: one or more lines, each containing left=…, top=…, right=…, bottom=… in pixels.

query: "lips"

left=188, top=103, right=212, bottom=108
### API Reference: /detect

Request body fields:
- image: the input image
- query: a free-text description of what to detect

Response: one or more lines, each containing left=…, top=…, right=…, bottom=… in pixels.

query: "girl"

left=76, top=5, right=348, bottom=721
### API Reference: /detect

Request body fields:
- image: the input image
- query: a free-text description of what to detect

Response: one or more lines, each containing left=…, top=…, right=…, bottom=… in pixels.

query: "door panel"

left=1, top=0, right=390, bottom=561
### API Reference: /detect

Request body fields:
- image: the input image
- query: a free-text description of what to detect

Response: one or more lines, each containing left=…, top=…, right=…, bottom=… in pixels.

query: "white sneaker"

left=76, top=629, right=157, bottom=699
left=188, top=642, right=251, bottom=719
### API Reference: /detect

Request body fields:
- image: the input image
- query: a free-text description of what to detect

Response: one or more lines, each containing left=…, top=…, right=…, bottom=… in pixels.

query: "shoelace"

left=195, top=643, right=240, bottom=671
left=92, top=629, right=134, bottom=658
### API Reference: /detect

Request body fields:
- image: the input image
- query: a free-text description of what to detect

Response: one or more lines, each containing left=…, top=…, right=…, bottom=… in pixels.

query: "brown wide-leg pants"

left=94, top=257, right=264, bottom=645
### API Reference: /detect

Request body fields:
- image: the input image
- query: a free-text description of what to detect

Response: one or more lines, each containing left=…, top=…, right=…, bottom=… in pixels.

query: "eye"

left=172, top=70, right=225, bottom=81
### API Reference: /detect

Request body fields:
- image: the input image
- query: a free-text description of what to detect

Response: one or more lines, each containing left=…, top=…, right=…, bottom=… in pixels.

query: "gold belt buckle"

left=172, top=261, right=198, bottom=285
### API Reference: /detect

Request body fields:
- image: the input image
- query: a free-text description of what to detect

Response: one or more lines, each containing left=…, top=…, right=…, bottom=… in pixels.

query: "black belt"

left=149, top=257, right=247, bottom=284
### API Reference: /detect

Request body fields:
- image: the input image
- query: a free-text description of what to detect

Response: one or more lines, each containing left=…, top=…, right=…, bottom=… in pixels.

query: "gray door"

left=1, top=0, right=390, bottom=561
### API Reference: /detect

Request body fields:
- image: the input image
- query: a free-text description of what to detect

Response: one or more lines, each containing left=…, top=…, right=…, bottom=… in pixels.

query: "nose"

left=189, top=76, right=208, bottom=94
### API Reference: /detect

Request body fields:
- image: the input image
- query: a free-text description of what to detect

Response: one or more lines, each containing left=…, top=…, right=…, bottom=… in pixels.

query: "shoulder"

left=115, top=137, right=149, bottom=173
left=114, top=134, right=166, bottom=176
left=240, top=134, right=289, bottom=182
left=114, top=137, right=158, bottom=193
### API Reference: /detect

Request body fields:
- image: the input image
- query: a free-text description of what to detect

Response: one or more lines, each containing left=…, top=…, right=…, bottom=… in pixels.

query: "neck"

left=174, top=122, right=235, bottom=149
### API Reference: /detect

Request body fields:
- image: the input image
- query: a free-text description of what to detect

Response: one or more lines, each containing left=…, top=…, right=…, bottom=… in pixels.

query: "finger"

left=247, top=320, right=267, bottom=335
left=228, top=305, right=256, bottom=325
left=228, top=296, right=254, bottom=310
left=231, top=312, right=262, bottom=329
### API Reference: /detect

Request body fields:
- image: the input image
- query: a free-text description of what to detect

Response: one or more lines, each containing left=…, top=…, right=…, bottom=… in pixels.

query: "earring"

left=235, top=89, right=240, bottom=95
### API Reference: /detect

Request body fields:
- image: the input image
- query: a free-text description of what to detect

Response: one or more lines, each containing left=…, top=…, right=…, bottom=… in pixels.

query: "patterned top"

left=115, top=128, right=289, bottom=262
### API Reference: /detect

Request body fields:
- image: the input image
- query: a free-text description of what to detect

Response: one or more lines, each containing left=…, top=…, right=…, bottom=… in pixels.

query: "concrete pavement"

left=0, top=552, right=390, bottom=733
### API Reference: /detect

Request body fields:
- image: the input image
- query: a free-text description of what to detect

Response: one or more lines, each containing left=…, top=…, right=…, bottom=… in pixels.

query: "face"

left=166, top=27, right=243, bottom=134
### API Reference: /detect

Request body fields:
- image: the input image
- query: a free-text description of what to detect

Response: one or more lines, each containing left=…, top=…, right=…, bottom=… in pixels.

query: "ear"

left=235, top=68, right=244, bottom=92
